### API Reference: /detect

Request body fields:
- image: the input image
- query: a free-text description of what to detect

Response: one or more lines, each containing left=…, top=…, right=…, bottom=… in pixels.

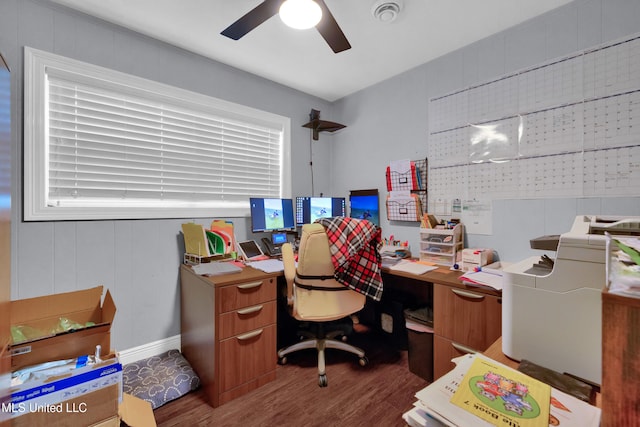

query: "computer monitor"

left=349, top=189, right=380, bottom=227
left=295, top=196, right=346, bottom=225
left=249, top=197, right=295, bottom=232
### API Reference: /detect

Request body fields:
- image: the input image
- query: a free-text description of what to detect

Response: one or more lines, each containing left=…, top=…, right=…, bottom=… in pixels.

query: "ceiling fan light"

left=279, top=0, right=322, bottom=30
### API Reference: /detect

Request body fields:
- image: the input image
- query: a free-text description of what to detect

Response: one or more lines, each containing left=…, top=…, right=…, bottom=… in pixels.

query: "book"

left=450, top=354, right=551, bottom=426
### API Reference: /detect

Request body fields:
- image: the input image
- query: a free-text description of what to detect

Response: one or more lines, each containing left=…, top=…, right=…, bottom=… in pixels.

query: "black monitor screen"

left=349, top=191, right=380, bottom=226
left=250, top=198, right=295, bottom=232
left=296, top=197, right=346, bottom=225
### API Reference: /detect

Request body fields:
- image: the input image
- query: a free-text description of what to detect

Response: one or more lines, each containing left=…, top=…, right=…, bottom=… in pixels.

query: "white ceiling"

left=51, top=0, right=574, bottom=102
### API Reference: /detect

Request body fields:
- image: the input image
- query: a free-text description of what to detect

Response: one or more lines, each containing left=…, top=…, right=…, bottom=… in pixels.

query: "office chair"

left=277, top=222, right=369, bottom=387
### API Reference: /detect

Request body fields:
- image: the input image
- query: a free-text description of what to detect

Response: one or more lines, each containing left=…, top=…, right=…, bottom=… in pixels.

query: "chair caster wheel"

left=318, top=374, right=328, bottom=387
left=278, top=356, right=287, bottom=365
left=359, top=356, right=369, bottom=367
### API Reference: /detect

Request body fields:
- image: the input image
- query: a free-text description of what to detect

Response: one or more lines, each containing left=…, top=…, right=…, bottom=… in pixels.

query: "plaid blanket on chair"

left=316, top=216, right=383, bottom=301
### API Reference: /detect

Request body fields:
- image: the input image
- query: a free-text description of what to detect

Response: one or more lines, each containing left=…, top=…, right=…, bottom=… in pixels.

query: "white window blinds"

left=24, top=47, right=291, bottom=220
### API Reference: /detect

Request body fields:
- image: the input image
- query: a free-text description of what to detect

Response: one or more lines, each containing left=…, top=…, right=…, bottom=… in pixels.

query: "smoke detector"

left=371, top=0, right=403, bottom=23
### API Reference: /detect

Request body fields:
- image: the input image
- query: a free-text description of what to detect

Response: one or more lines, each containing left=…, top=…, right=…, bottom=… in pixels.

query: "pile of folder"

left=402, top=353, right=600, bottom=427
left=181, top=220, right=236, bottom=257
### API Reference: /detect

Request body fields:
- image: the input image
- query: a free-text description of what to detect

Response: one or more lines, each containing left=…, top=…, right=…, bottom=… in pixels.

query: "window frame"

left=23, top=47, right=291, bottom=221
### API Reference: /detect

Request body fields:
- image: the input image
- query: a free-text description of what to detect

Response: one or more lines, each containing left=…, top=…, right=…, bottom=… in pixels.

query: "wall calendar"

left=428, top=33, right=640, bottom=204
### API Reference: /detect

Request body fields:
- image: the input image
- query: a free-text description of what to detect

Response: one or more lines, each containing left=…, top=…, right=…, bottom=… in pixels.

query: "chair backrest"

left=291, top=223, right=366, bottom=321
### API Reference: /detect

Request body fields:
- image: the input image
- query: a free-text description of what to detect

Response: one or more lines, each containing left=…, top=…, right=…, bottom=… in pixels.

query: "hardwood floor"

left=154, top=325, right=429, bottom=426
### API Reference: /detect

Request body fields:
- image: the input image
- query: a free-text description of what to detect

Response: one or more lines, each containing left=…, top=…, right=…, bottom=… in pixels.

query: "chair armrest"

left=281, top=243, right=295, bottom=305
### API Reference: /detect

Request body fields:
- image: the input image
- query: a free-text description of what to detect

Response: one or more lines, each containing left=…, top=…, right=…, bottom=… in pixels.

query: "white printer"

left=502, top=215, right=640, bottom=385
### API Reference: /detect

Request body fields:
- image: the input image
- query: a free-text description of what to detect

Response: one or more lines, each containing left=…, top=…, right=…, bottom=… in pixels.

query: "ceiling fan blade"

left=315, top=0, right=351, bottom=53
left=221, top=0, right=283, bottom=40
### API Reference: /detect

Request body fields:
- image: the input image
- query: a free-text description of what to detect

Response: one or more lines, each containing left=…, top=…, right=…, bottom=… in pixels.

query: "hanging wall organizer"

left=385, top=158, right=428, bottom=222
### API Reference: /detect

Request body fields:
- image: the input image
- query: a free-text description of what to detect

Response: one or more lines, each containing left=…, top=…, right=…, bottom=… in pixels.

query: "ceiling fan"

left=221, top=0, right=351, bottom=53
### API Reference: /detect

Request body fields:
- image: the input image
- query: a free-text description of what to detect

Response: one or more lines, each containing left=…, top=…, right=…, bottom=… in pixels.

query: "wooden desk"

left=180, top=261, right=502, bottom=406
left=180, top=264, right=281, bottom=407
left=381, top=265, right=502, bottom=380
left=483, top=336, right=522, bottom=369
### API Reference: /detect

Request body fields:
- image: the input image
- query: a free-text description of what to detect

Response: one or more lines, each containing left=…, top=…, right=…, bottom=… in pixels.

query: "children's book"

left=450, top=355, right=551, bottom=426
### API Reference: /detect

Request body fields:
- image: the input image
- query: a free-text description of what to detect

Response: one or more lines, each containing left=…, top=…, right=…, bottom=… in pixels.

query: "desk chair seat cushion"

left=294, top=223, right=365, bottom=321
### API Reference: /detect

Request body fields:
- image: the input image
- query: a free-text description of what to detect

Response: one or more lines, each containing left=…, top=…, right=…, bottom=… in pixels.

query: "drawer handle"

left=237, top=305, right=263, bottom=315
left=236, top=329, right=263, bottom=341
left=451, top=342, right=477, bottom=355
left=451, top=288, right=484, bottom=300
left=237, top=281, right=263, bottom=290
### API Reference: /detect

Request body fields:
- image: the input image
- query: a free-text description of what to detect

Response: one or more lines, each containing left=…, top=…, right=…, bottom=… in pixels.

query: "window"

left=24, top=47, right=291, bottom=221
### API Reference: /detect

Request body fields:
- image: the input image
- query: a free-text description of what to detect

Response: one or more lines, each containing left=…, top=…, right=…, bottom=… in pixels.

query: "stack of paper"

left=389, top=259, right=437, bottom=275
left=192, top=261, right=242, bottom=276
left=247, top=258, right=287, bottom=273
left=458, top=270, right=503, bottom=291
left=403, top=353, right=601, bottom=427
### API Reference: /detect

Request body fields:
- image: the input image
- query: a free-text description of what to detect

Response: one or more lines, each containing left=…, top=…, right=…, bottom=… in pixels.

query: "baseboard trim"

left=117, top=335, right=181, bottom=365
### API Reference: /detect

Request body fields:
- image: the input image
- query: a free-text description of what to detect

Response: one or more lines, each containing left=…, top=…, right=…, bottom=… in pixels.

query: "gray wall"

left=1, top=0, right=337, bottom=351
left=334, top=0, right=640, bottom=263
left=4, top=0, right=640, bottom=353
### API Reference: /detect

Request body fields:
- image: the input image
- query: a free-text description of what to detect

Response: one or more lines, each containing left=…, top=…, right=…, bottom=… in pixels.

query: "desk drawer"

left=218, top=300, right=276, bottom=340
left=218, top=277, right=276, bottom=313
left=433, top=335, right=474, bottom=380
left=433, top=285, right=501, bottom=351
left=219, top=324, right=277, bottom=392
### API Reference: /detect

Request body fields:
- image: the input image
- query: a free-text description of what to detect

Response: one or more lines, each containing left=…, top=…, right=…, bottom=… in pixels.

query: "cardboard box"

left=8, top=355, right=122, bottom=427
left=119, top=393, right=157, bottom=427
left=10, top=286, right=116, bottom=370
left=90, top=415, right=121, bottom=427
left=461, top=248, right=493, bottom=272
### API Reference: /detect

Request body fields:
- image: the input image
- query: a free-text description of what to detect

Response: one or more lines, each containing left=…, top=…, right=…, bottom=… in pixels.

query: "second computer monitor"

left=296, top=196, right=346, bottom=226
left=349, top=190, right=380, bottom=227
left=249, top=197, right=295, bottom=232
